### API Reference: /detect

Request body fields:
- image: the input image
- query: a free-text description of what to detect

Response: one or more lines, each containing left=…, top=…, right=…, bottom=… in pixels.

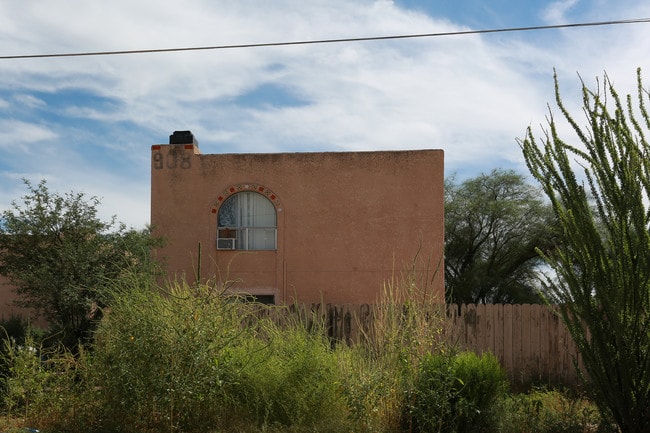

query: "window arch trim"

left=211, top=183, right=282, bottom=213
left=212, top=183, right=281, bottom=251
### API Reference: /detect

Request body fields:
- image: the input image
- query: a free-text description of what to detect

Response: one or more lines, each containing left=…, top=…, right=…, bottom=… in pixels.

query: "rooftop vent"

left=169, top=130, right=198, bottom=146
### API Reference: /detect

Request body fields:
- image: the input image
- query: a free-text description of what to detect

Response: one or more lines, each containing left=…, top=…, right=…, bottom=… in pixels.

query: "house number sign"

left=152, top=148, right=192, bottom=170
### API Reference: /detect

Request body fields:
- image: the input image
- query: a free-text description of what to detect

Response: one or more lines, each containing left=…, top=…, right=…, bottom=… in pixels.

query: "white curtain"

left=218, top=192, right=276, bottom=250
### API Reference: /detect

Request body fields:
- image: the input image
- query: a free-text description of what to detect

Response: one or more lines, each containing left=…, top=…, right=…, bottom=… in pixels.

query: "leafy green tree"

left=0, top=179, right=163, bottom=348
left=444, top=169, right=556, bottom=304
left=520, top=68, right=650, bottom=433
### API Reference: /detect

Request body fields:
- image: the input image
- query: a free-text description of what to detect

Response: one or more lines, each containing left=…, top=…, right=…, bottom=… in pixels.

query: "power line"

left=1, top=17, right=649, bottom=60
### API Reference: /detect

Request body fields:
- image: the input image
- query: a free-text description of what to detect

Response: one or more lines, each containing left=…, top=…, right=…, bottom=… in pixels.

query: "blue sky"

left=1, top=0, right=649, bottom=228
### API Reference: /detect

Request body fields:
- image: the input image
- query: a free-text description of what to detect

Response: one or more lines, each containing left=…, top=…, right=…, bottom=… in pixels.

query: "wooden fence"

left=447, top=304, right=583, bottom=388
left=286, top=303, right=584, bottom=388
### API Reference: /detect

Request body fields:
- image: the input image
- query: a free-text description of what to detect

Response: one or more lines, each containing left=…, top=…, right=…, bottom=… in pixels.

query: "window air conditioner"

left=217, top=238, right=236, bottom=250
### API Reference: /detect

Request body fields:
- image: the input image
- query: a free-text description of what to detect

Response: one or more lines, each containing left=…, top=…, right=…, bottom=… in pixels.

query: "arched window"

left=217, top=192, right=277, bottom=250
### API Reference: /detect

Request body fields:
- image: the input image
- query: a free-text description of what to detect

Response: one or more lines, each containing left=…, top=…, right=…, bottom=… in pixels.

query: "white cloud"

left=542, top=0, right=580, bottom=23
left=13, top=94, right=46, bottom=109
left=1, top=0, right=650, bottom=227
left=0, top=120, right=57, bottom=148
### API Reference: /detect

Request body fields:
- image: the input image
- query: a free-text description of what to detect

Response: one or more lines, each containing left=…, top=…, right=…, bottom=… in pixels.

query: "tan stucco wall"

left=151, top=142, right=444, bottom=305
left=0, top=274, right=42, bottom=325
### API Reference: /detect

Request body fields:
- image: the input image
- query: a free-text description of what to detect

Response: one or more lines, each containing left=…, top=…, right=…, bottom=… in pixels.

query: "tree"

left=0, top=179, right=163, bottom=348
left=520, top=69, right=650, bottom=433
left=444, top=169, right=556, bottom=304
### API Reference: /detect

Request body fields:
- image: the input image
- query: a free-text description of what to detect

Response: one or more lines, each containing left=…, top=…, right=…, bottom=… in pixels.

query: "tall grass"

left=499, top=387, right=607, bottom=433
left=340, top=255, right=449, bottom=431
left=0, top=257, right=610, bottom=432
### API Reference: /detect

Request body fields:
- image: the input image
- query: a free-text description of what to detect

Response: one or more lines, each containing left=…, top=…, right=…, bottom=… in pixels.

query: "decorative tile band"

left=211, top=183, right=282, bottom=214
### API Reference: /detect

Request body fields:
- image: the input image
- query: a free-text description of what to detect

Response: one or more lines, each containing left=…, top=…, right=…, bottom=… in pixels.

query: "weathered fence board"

left=270, top=303, right=583, bottom=388
left=447, top=304, right=582, bottom=387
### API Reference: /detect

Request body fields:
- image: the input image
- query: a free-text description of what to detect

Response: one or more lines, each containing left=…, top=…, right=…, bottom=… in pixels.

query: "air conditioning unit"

left=217, top=238, right=236, bottom=250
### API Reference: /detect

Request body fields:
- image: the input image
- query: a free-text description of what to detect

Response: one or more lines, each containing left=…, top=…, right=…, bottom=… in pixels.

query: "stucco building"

left=0, top=274, right=34, bottom=321
left=151, top=131, right=444, bottom=305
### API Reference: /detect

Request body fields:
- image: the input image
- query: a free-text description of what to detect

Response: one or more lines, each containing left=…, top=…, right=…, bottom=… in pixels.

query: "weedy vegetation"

left=0, top=265, right=611, bottom=433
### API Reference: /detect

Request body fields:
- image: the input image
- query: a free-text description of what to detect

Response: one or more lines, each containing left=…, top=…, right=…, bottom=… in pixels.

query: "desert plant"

left=521, top=68, right=650, bottom=432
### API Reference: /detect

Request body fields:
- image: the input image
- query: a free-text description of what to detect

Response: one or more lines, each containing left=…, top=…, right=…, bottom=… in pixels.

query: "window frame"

left=216, top=191, right=277, bottom=251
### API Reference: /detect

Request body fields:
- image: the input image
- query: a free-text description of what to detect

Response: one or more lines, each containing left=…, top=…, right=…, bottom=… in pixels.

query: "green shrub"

left=0, top=316, right=41, bottom=406
left=90, top=280, right=267, bottom=432
left=408, top=351, right=458, bottom=433
left=0, top=316, right=37, bottom=348
left=240, top=324, right=348, bottom=430
left=88, top=277, right=353, bottom=433
left=453, top=351, right=508, bottom=433
left=1, top=334, right=87, bottom=430
left=409, top=351, right=508, bottom=433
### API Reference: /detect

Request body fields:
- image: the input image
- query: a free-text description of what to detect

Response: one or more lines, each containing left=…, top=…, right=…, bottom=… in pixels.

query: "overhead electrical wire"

left=1, top=17, right=649, bottom=60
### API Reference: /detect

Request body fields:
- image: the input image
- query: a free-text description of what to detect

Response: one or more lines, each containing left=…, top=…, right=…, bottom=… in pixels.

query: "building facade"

left=151, top=131, right=444, bottom=305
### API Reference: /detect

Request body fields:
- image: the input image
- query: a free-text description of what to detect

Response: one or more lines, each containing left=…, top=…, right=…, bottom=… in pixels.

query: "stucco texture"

left=151, top=143, right=444, bottom=305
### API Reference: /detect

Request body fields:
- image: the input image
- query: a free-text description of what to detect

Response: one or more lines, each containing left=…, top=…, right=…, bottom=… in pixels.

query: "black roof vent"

left=169, top=130, right=198, bottom=146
